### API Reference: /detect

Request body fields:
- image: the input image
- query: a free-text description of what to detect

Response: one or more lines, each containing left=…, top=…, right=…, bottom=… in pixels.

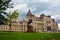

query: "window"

left=34, top=22, right=36, bottom=24
left=1, top=28, right=2, bottom=30
left=20, top=25, right=23, bottom=27
left=12, top=21, right=17, bottom=23
left=46, top=21, right=51, bottom=23
left=4, top=27, right=5, bottom=30
left=6, top=28, right=7, bottom=30
left=37, top=23, right=43, bottom=25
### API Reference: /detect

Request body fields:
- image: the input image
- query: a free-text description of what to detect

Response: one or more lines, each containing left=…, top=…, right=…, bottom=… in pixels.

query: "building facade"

left=0, top=10, right=58, bottom=32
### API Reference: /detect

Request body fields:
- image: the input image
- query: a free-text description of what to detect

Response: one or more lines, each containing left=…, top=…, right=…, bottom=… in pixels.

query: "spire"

left=27, top=9, right=31, bottom=13
left=28, top=9, right=30, bottom=13
left=26, top=9, right=32, bottom=16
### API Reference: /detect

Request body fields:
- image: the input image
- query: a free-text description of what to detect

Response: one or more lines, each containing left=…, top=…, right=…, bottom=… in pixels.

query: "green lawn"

left=0, top=32, right=60, bottom=40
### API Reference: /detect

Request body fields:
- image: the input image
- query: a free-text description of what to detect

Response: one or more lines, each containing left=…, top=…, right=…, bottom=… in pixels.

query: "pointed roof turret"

left=26, top=9, right=32, bottom=16
left=40, top=14, right=45, bottom=19
left=29, top=9, right=30, bottom=13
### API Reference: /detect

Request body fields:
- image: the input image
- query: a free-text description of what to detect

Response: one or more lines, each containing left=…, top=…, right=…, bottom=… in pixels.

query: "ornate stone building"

left=0, top=10, right=58, bottom=32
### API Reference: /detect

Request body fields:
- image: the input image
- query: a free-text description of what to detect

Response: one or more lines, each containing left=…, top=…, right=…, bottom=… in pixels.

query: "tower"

left=25, top=9, right=32, bottom=22
left=26, top=9, right=32, bottom=16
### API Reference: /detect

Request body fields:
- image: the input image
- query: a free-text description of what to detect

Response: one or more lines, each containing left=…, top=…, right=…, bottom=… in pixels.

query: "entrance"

left=27, top=19, right=33, bottom=32
left=47, top=26, right=51, bottom=31
left=27, top=25, right=33, bottom=32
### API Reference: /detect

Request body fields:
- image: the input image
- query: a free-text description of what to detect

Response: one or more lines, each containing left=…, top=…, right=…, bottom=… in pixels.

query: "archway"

left=27, top=25, right=33, bottom=32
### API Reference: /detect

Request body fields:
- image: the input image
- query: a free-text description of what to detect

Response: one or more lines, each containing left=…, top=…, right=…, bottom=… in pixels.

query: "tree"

left=0, top=0, right=12, bottom=25
left=8, top=10, right=19, bottom=31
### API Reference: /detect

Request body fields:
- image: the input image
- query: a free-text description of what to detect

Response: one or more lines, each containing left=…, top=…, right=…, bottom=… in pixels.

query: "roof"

left=26, top=9, right=32, bottom=16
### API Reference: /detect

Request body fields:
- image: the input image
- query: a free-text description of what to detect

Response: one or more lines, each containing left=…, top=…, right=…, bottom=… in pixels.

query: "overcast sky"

left=6, top=0, right=60, bottom=30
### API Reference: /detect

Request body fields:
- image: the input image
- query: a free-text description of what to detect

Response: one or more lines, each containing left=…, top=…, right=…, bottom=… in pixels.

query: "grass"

left=0, top=32, right=60, bottom=40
